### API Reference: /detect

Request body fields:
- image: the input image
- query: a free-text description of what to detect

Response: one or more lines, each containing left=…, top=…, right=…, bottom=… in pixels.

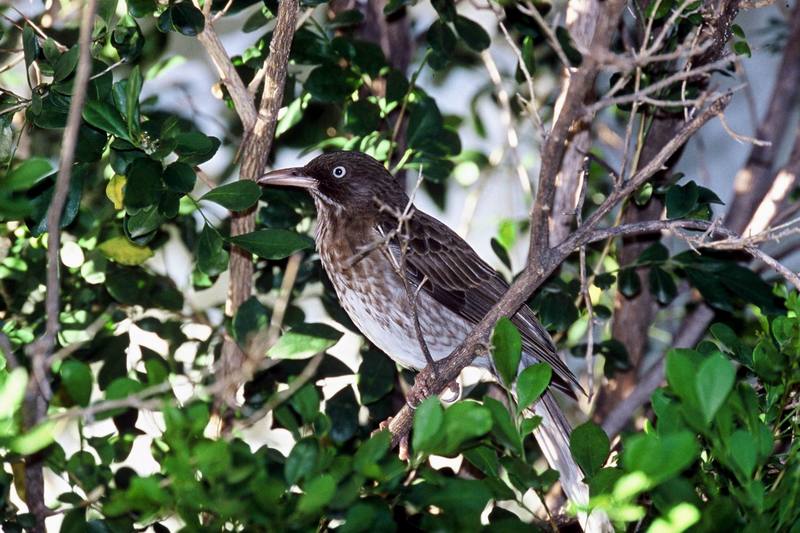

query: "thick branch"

left=528, top=0, right=626, bottom=256
left=215, top=0, right=299, bottom=411
left=196, top=19, right=257, bottom=129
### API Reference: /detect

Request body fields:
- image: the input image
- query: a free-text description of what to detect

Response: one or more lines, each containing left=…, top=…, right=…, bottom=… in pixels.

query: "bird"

left=259, top=151, right=608, bottom=531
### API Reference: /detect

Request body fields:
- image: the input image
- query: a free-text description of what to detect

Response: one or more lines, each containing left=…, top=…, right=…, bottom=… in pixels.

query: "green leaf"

left=440, top=401, right=492, bottom=455
left=232, top=296, right=269, bottom=344
left=200, top=181, right=261, bottom=211
left=162, top=161, right=196, bottom=193
left=353, top=430, right=390, bottom=478
left=734, top=41, right=751, bottom=57
left=0, top=368, right=28, bottom=419
left=491, top=317, right=522, bottom=387
left=637, top=242, right=669, bottom=264
left=3, top=158, right=52, bottom=191
left=298, top=474, right=336, bottom=514
left=694, top=352, right=735, bottom=424
left=83, top=100, right=131, bottom=141
left=285, top=437, right=319, bottom=485
left=665, top=348, right=701, bottom=408
left=268, top=323, right=342, bottom=359
left=412, top=397, right=444, bottom=453
left=649, top=267, right=677, bottom=305
left=306, top=65, right=360, bottom=103
left=622, top=430, right=699, bottom=484
left=618, top=268, right=641, bottom=298
left=729, top=429, right=757, bottom=479
left=196, top=224, right=228, bottom=276
left=169, top=2, right=205, bottom=36
left=570, top=422, right=609, bottom=478
left=229, top=229, right=313, bottom=259
left=454, top=16, right=491, bottom=51
left=329, top=9, right=365, bottom=28
left=427, top=20, right=457, bottom=56
left=126, top=205, right=165, bottom=239
left=126, top=65, right=143, bottom=138
left=516, top=363, right=551, bottom=413
left=9, top=420, right=56, bottom=455
left=645, top=0, right=673, bottom=19
left=173, top=131, right=220, bottom=165
left=666, top=180, right=700, bottom=219
left=124, top=157, right=162, bottom=209
left=23, top=25, right=38, bottom=67
left=344, top=100, right=381, bottom=136
left=60, top=360, right=93, bottom=407
left=484, top=396, right=522, bottom=453
left=54, top=45, right=80, bottom=82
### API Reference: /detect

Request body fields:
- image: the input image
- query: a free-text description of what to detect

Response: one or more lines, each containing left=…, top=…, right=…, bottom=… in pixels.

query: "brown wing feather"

left=379, top=210, right=581, bottom=397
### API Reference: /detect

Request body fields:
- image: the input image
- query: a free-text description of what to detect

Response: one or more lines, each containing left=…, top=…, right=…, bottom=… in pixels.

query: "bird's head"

left=258, top=151, right=405, bottom=213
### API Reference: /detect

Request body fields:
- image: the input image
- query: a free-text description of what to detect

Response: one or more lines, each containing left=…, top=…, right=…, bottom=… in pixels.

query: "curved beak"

left=258, top=167, right=318, bottom=189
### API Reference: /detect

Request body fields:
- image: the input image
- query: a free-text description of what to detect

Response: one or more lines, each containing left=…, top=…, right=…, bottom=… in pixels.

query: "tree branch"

left=387, top=94, right=729, bottom=447
left=210, top=0, right=299, bottom=414
left=21, top=0, right=97, bottom=529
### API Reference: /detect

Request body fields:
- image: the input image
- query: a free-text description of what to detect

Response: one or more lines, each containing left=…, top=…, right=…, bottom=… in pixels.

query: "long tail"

left=529, top=392, right=613, bottom=532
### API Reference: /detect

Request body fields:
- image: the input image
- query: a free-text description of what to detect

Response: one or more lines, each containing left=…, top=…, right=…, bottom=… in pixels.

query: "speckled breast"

left=316, top=218, right=474, bottom=371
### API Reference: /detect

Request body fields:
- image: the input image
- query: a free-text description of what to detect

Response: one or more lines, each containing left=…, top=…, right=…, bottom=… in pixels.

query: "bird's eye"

left=332, top=166, right=347, bottom=178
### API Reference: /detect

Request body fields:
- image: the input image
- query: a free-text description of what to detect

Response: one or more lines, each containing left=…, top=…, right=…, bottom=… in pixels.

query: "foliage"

left=0, top=0, right=795, bottom=531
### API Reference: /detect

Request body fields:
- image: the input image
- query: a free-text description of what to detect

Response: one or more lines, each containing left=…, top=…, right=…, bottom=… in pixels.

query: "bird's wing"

left=377, top=210, right=580, bottom=397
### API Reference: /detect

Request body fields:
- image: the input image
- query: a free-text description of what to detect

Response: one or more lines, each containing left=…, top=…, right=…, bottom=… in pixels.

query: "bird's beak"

left=258, top=167, right=318, bottom=189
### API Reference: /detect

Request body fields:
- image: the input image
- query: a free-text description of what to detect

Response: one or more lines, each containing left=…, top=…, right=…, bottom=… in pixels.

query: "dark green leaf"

left=232, top=296, right=269, bottom=344
left=83, top=100, right=131, bottom=141
left=666, top=180, right=700, bottom=219
left=201, top=181, right=261, bottom=211
left=174, top=132, right=220, bottom=165
left=297, top=474, right=336, bottom=514
left=516, top=363, right=551, bottom=413
left=197, top=224, right=229, bottom=276
left=427, top=20, right=457, bottom=56
left=454, top=16, right=491, bottom=51
left=734, top=41, right=751, bottom=57
left=329, top=9, right=365, bottom=28
left=126, top=65, right=143, bottom=138
left=54, top=46, right=80, bottom=82
left=285, top=437, right=319, bottom=484
left=229, top=229, right=313, bottom=259
left=306, top=65, right=359, bottom=103
left=170, top=2, right=205, bottom=36
left=569, top=422, right=609, bottom=478
left=618, top=268, right=641, bottom=298
left=491, top=317, right=522, bottom=387
left=649, top=267, right=677, bottom=305
left=60, top=360, right=93, bottom=407
left=123, top=157, right=162, bottom=209
left=162, top=161, right=196, bottom=193
left=23, top=26, right=39, bottom=67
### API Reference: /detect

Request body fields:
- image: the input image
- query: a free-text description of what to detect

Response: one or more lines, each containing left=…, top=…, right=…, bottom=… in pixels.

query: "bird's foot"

left=406, top=363, right=438, bottom=409
left=373, top=417, right=409, bottom=460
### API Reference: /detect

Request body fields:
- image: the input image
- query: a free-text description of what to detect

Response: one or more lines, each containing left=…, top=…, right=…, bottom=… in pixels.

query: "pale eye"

left=332, top=166, right=347, bottom=178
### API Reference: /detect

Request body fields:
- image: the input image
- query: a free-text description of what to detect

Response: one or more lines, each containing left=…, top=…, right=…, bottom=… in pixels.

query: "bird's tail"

left=528, top=392, right=613, bottom=533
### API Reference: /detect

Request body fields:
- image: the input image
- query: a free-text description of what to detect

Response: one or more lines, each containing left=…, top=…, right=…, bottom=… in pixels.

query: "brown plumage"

left=260, top=151, right=608, bottom=531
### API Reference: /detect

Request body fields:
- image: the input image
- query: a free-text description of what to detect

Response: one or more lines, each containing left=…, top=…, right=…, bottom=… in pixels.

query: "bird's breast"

left=316, top=221, right=475, bottom=370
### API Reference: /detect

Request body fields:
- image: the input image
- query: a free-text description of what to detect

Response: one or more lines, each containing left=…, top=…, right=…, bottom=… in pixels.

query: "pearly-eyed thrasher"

left=259, top=151, right=605, bottom=530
